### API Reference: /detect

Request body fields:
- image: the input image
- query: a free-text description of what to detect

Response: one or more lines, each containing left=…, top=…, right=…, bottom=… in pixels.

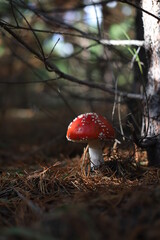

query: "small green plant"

left=124, top=32, right=143, bottom=75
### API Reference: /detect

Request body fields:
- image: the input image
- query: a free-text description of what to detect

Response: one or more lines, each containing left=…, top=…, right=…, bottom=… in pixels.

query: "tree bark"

left=141, top=0, right=160, bottom=165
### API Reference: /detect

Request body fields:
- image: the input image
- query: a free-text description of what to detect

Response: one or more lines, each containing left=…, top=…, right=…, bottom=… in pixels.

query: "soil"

left=0, top=112, right=160, bottom=240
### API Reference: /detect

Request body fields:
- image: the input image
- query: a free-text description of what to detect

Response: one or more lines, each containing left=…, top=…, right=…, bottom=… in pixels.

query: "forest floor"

left=0, top=113, right=160, bottom=240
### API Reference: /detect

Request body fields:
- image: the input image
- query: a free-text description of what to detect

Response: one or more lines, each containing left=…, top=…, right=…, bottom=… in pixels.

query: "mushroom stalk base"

left=88, top=141, right=104, bottom=169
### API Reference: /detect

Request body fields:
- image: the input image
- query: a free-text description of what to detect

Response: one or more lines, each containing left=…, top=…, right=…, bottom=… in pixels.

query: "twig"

left=119, top=0, right=160, bottom=21
left=92, top=0, right=101, bottom=38
left=100, top=40, right=144, bottom=47
left=5, top=24, right=145, bottom=47
left=13, top=4, right=45, bottom=60
left=118, top=95, right=125, bottom=140
left=0, top=19, right=144, bottom=100
left=112, top=76, right=118, bottom=121
left=10, top=0, right=19, bottom=27
left=0, top=3, right=145, bottom=101
left=81, top=145, right=90, bottom=176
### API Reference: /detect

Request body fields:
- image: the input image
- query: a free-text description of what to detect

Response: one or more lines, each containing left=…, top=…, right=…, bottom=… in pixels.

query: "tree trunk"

left=128, top=1, right=148, bottom=133
left=141, top=0, right=160, bottom=165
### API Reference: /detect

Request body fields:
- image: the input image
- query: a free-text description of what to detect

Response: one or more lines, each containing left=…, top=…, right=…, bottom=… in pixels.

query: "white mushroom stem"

left=88, top=140, right=104, bottom=169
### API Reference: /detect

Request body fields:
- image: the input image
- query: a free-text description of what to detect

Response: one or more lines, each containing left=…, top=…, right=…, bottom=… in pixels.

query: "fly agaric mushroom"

left=66, top=113, right=115, bottom=169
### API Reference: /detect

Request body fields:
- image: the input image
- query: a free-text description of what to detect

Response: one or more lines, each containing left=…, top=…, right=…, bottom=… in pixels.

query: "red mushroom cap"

left=66, top=113, right=115, bottom=142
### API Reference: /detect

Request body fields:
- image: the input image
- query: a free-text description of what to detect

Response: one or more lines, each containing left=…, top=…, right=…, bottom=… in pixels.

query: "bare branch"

left=0, top=19, right=143, bottom=100
left=100, top=40, right=144, bottom=47
left=21, top=0, right=160, bottom=21
left=5, top=22, right=144, bottom=47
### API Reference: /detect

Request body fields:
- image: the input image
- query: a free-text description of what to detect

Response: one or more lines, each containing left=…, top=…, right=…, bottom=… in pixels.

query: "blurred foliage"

left=0, top=0, right=142, bottom=125
left=109, top=18, right=134, bottom=40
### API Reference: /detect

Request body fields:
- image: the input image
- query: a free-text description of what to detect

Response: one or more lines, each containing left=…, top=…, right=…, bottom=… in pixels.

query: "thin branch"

left=0, top=78, right=60, bottom=85
left=6, top=23, right=145, bottom=47
left=120, top=0, right=160, bottom=21
left=47, top=38, right=60, bottom=60
left=0, top=5, right=145, bottom=101
left=112, top=76, right=118, bottom=121
left=22, top=0, right=160, bottom=21
left=10, top=0, right=19, bottom=27
left=17, top=0, right=88, bottom=36
left=92, top=0, right=102, bottom=38
left=118, top=95, right=125, bottom=140
left=0, top=20, right=143, bottom=100
left=100, top=39, right=144, bottom=47
left=13, top=4, right=45, bottom=61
